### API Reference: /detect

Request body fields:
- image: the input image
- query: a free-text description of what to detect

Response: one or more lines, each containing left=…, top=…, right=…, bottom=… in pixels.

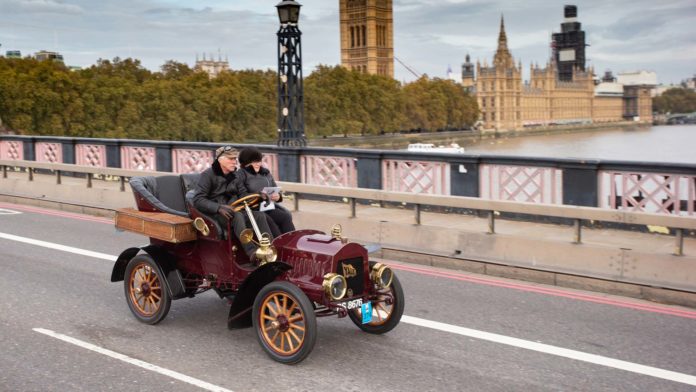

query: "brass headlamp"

left=322, top=273, right=347, bottom=300
left=370, top=263, right=393, bottom=288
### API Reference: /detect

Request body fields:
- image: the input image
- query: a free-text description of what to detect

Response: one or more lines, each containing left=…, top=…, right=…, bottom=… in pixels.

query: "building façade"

left=339, top=0, right=394, bottom=77
left=465, top=8, right=654, bottom=131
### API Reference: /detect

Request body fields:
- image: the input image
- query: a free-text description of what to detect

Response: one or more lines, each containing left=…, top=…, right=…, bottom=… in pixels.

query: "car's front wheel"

left=348, top=267, right=404, bottom=334
left=252, top=281, right=317, bottom=364
left=124, top=254, right=171, bottom=325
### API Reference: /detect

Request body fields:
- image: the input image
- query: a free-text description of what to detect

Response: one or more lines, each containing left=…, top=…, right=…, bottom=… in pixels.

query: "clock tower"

left=551, top=5, right=587, bottom=81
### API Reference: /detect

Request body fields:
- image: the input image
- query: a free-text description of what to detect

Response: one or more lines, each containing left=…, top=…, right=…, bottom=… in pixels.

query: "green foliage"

left=0, top=58, right=479, bottom=141
left=305, top=66, right=478, bottom=136
left=653, top=88, right=696, bottom=114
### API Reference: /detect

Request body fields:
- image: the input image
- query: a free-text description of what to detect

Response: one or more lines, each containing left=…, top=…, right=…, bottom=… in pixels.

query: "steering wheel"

left=230, top=194, right=262, bottom=212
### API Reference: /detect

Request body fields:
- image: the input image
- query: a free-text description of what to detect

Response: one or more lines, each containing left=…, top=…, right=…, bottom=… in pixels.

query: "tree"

left=160, top=61, right=194, bottom=80
left=0, top=58, right=479, bottom=141
left=305, top=65, right=408, bottom=136
left=653, top=88, right=696, bottom=114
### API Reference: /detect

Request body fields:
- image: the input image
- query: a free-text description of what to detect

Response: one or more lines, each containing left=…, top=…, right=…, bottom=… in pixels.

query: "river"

left=458, top=125, right=696, bottom=164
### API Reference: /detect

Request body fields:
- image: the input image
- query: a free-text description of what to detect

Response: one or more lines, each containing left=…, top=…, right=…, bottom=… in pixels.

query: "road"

left=1, top=201, right=695, bottom=392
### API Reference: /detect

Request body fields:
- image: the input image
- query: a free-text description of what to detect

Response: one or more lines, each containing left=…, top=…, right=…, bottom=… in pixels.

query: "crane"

left=394, top=56, right=421, bottom=79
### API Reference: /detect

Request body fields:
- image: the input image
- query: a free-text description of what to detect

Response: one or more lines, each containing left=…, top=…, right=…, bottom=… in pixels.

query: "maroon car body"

left=111, top=174, right=404, bottom=364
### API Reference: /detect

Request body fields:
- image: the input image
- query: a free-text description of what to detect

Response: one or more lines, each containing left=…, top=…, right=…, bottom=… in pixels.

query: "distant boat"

left=407, top=142, right=465, bottom=153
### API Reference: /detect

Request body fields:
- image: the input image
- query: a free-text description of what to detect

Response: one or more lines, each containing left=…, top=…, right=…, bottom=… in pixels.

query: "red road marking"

left=390, top=263, right=696, bottom=319
left=0, top=202, right=112, bottom=224
left=4, top=201, right=695, bottom=319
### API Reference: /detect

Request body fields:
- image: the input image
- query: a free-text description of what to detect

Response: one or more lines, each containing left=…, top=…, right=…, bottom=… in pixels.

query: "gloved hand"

left=218, top=205, right=235, bottom=220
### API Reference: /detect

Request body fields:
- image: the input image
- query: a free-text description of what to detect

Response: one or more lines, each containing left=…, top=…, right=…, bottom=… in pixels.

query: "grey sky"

left=0, top=0, right=694, bottom=84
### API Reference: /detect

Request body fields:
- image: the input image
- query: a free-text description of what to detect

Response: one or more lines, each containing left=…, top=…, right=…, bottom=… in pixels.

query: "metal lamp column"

left=276, top=1, right=306, bottom=147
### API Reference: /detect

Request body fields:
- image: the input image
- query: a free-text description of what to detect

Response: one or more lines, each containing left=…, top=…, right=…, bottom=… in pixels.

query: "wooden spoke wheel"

left=230, top=194, right=262, bottom=212
left=252, top=281, right=316, bottom=364
left=124, top=255, right=171, bottom=325
left=348, top=263, right=404, bottom=334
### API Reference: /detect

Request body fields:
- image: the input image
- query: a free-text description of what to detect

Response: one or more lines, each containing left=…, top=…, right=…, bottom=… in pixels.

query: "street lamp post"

left=276, top=0, right=306, bottom=147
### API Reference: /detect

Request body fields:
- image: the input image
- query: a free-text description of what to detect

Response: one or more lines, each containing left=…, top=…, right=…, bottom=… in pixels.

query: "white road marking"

left=3, top=232, right=695, bottom=387
left=0, top=208, right=22, bottom=215
left=402, top=315, right=696, bottom=387
left=33, top=328, right=234, bottom=392
left=0, top=232, right=114, bottom=261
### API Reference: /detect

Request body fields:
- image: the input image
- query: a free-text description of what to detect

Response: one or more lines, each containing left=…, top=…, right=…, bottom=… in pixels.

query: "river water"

left=459, top=124, right=696, bottom=164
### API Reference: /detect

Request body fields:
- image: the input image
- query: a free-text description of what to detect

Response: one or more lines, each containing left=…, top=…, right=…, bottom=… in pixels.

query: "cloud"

left=0, top=0, right=693, bottom=84
left=0, top=0, right=83, bottom=14
left=143, top=6, right=214, bottom=16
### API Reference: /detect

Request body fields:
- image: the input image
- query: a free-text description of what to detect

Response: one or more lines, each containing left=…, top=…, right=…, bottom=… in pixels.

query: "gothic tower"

left=339, top=0, right=394, bottom=77
left=475, top=16, right=522, bottom=130
left=461, top=53, right=475, bottom=92
left=552, top=5, right=586, bottom=81
left=493, top=16, right=514, bottom=69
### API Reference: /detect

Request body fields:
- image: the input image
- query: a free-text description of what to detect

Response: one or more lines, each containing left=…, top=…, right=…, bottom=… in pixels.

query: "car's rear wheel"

left=252, top=281, right=317, bottom=364
left=348, top=268, right=404, bottom=334
left=124, top=254, right=171, bottom=325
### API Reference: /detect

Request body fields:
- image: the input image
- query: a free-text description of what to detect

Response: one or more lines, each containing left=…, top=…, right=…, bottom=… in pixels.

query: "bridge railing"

left=1, top=135, right=695, bottom=216
left=1, top=158, right=694, bottom=256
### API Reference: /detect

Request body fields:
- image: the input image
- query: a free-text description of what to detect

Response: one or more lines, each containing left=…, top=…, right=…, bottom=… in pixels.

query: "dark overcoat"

left=192, top=160, right=242, bottom=215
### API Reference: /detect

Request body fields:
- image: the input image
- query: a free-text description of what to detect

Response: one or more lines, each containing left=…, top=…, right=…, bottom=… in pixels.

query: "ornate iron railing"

left=1, top=135, right=695, bottom=216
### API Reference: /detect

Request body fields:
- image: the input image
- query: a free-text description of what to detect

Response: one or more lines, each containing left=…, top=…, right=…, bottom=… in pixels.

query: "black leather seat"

left=156, top=175, right=188, bottom=214
left=180, top=173, right=201, bottom=193
left=180, top=173, right=226, bottom=239
left=180, top=173, right=201, bottom=216
left=129, top=176, right=188, bottom=217
left=129, top=173, right=225, bottom=239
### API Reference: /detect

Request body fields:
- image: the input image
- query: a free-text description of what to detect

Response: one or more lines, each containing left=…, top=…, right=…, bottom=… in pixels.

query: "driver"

left=192, top=145, right=273, bottom=262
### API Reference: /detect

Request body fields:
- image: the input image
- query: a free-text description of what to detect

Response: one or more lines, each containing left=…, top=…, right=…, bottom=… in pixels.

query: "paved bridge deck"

left=1, top=169, right=695, bottom=307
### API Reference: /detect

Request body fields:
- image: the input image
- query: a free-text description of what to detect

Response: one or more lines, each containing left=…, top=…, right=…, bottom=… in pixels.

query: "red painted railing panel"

left=262, top=153, right=279, bottom=180
left=75, top=144, right=106, bottom=167
left=120, top=146, right=155, bottom=171
left=0, top=141, right=23, bottom=160
left=382, top=160, right=450, bottom=195
left=300, top=155, right=357, bottom=188
left=35, top=142, right=63, bottom=164
left=600, top=171, right=696, bottom=216
left=172, top=148, right=213, bottom=174
left=480, top=164, right=562, bottom=204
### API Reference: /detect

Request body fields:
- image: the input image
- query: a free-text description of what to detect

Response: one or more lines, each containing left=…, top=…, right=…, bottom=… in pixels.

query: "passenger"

left=192, top=145, right=274, bottom=262
left=237, top=147, right=295, bottom=237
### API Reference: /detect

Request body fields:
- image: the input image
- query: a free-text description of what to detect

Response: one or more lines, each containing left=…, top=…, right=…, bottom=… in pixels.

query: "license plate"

left=339, top=298, right=363, bottom=310
left=361, top=302, right=372, bottom=324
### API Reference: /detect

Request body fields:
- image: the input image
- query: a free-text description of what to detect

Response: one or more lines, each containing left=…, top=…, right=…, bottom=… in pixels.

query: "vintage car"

left=110, top=174, right=404, bottom=364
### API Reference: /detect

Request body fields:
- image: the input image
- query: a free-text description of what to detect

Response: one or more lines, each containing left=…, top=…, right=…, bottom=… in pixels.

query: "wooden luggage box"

left=115, top=208, right=197, bottom=243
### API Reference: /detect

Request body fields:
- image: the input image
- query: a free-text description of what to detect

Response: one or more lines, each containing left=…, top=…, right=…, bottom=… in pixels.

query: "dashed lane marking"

left=33, top=328, right=234, bottom=392
left=0, top=232, right=114, bottom=261
left=0, top=208, right=22, bottom=215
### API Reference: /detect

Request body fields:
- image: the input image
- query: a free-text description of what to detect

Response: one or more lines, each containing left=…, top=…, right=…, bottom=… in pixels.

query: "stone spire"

left=493, top=15, right=514, bottom=69
left=498, top=15, right=508, bottom=48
